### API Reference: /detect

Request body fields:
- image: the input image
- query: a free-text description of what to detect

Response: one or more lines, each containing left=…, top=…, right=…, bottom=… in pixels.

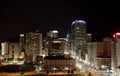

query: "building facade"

left=44, top=55, right=76, bottom=71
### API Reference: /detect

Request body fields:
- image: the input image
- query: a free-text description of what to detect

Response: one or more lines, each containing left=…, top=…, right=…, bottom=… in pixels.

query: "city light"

left=20, top=34, right=24, bottom=37
left=113, top=32, right=120, bottom=38
left=113, top=34, right=116, bottom=38
left=0, top=20, right=116, bottom=76
left=116, top=32, right=120, bottom=36
left=52, top=30, right=58, bottom=33
left=72, top=20, right=86, bottom=25
left=53, top=67, right=57, bottom=70
left=52, top=41, right=61, bottom=43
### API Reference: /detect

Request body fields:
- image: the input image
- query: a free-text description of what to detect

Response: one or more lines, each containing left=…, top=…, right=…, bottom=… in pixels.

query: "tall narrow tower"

left=70, top=20, right=87, bottom=60
left=19, top=34, right=25, bottom=58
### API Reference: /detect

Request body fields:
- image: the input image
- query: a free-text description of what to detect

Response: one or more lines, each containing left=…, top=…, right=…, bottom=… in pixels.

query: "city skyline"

left=0, top=0, right=120, bottom=42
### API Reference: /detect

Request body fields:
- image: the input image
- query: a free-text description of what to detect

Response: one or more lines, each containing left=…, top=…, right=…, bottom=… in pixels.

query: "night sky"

left=0, top=0, right=120, bottom=42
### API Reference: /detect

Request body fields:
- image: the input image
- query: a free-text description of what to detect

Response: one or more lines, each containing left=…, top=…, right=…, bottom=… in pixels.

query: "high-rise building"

left=64, top=33, right=70, bottom=54
left=47, top=30, right=59, bottom=39
left=26, top=32, right=42, bottom=57
left=47, top=38, right=66, bottom=56
left=103, top=37, right=112, bottom=58
left=112, top=33, right=120, bottom=76
left=44, top=30, right=59, bottom=56
left=1, top=42, right=19, bottom=58
left=93, top=39, right=111, bottom=70
left=1, top=42, right=9, bottom=56
left=9, top=43, right=20, bottom=58
left=86, top=34, right=93, bottom=64
left=92, top=42, right=97, bottom=68
left=44, top=30, right=76, bottom=71
left=87, top=42, right=95, bottom=65
left=19, top=34, right=25, bottom=58
left=70, top=20, right=87, bottom=60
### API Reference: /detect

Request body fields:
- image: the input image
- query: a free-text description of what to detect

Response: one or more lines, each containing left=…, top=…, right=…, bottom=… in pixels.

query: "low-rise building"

left=44, top=55, right=75, bottom=71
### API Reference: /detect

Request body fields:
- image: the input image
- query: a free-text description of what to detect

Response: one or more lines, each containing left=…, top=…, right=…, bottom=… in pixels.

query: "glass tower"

left=70, top=20, right=87, bottom=60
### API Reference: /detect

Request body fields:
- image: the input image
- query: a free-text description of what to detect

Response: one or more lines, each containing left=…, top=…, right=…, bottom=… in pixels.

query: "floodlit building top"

left=72, top=20, right=86, bottom=25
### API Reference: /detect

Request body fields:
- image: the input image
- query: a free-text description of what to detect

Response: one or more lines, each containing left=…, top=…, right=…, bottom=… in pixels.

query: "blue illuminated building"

left=70, top=20, right=87, bottom=60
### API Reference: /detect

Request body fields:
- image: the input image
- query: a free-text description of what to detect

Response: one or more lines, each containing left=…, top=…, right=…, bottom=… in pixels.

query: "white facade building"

left=1, top=42, right=20, bottom=58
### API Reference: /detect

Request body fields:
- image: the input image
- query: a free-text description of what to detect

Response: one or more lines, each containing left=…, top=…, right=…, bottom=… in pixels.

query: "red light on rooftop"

left=113, top=34, right=116, bottom=38
left=113, top=32, right=120, bottom=38
left=116, top=33, right=120, bottom=36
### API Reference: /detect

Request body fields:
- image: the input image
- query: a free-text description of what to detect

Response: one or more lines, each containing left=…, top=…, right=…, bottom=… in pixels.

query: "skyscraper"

left=47, top=30, right=59, bottom=39
left=93, top=41, right=111, bottom=69
left=112, top=33, right=120, bottom=76
left=44, top=30, right=59, bottom=56
left=26, top=32, right=42, bottom=56
left=47, top=38, right=66, bottom=56
left=70, top=20, right=87, bottom=60
left=19, top=34, right=25, bottom=58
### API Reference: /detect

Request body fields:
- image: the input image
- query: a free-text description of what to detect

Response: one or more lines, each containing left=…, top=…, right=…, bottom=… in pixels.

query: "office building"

left=70, top=20, right=87, bottom=60
left=26, top=32, right=42, bottom=56
left=44, top=30, right=59, bottom=56
left=19, top=34, right=25, bottom=58
left=93, top=39, right=111, bottom=70
left=1, top=42, right=9, bottom=56
left=112, top=33, right=120, bottom=76
left=87, top=42, right=95, bottom=65
left=47, top=30, right=59, bottom=39
left=47, top=38, right=66, bottom=56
